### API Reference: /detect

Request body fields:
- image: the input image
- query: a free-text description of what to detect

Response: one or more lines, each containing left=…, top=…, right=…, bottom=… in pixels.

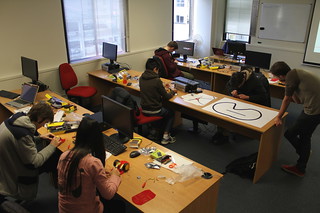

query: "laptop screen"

left=20, top=83, right=39, bottom=102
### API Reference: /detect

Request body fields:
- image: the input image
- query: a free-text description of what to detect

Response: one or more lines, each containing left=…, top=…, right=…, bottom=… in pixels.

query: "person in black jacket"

left=139, top=57, right=177, bottom=145
left=226, top=67, right=269, bottom=106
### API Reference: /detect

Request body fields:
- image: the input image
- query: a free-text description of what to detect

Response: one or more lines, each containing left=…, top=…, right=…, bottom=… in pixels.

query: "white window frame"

left=61, top=0, right=127, bottom=63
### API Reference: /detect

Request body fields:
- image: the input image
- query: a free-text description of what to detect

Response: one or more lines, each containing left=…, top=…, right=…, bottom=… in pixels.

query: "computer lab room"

left=0, top=0, right=320, bottom=212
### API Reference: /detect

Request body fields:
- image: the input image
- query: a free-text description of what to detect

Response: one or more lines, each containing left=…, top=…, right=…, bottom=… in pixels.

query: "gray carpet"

left=23, top=97, right=320, bottom=212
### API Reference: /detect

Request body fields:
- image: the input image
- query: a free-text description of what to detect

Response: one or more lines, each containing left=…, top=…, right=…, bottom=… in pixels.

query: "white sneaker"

left=161, top=136, right=176, bottom=145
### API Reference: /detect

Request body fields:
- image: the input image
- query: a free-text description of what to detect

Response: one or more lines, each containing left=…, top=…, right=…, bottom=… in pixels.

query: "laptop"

left=6, top=83, right=39, bottom=108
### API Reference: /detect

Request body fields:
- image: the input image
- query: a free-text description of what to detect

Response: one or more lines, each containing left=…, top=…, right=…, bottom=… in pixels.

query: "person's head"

left=270, top=61, right=291, bottom=82
left=166, top=41, right=179, bottom=52
left=27, top=102, right=54, bottom=129
left=230, top=71, right=246, bottom=89
left=62, top=117, right=105, bottom=197
left=146, top=57, right=160, bottom=73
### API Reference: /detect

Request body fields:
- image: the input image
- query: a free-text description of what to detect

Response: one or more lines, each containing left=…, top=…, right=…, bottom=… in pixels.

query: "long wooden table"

left=0, top=90, right=223, bottom=213
left=88, top=69, right=288, bottom=183
left=177, top=59, right=286, bottom=99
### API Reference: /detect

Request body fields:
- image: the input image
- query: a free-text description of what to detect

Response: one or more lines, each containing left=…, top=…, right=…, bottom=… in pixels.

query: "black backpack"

left=109, top=87, right=140, bottom=117
left=223, top=152, right=258, bottom=179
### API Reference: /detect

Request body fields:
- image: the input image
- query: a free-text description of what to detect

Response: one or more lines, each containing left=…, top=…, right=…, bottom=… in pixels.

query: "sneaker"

left=281, top=165, right=305, bottom=177
left=161, top=136, right=176, bottom=145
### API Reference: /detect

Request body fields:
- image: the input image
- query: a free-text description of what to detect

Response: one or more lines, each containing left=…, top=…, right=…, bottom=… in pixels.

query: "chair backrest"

left=254, top=72, right=271, bottom=107
left=153, top=55, right=169, bottom=79
left=59, top=63, right=78, bottom=91
left=109, top=87, right=140, bottom=116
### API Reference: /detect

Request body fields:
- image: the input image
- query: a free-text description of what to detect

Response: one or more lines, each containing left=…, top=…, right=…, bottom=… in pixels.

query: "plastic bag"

left=166, top=164, right=204, bottom=185
left=64, top=112, right=83, bottom=122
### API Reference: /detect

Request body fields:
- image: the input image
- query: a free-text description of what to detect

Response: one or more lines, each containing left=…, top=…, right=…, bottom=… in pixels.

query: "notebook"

left=6, top=83, right=39, bottom=108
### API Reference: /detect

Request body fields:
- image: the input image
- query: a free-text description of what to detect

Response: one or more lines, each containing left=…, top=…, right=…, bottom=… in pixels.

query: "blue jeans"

left=143, top=107, right=174, bottom=133
left=284, top=111, right=320, bottom=172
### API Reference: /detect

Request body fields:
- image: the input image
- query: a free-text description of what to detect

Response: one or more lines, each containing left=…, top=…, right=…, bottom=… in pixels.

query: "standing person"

left=139, top=57, right=177, bottom=145
left=57, top=117, right=123, bottom=213
left=270, top=61, right=320, bottom=177
left=154, top=41, right=194, bottom=80
left=0, top=102, right=62, bottom=209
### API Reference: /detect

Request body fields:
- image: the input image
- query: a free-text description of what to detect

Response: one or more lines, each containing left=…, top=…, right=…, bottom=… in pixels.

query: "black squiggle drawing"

left=212, top=102, right=262, bottom=121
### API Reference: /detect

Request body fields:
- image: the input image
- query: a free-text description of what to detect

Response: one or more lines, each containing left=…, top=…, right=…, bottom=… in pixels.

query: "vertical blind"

left=225, top=0, right=253, bottom=41
left=62, top=0, right=127, bottom=62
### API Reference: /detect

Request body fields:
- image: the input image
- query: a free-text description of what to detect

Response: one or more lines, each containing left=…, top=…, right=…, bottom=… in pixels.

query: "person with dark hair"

left=0, top=102, right=63, bottom=209
left=154, top=41, right=194, bottom=80
left=270, top=61, right=320, bottom=177
left=57, top=117, right=123, bottom=213
left=139, top=58, right=177, bottom=144
left=226, top=67, right=270, bottom=106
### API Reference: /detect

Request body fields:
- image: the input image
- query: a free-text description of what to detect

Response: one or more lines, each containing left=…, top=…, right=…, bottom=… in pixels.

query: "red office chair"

left=134, top=108, right=162, bottom=134
left=59, top=63, right=97, bottom=107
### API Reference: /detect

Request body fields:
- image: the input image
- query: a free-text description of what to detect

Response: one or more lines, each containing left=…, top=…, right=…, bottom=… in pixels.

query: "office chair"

left=110, top=87, right=162, bottom=135
left=153, top=55, right=169, bottom=79
left=58, top=63, right=97, bottom=108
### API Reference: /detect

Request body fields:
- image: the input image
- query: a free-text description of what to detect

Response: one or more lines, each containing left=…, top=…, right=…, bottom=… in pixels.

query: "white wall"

left=0, top=0, right=172, bottom=94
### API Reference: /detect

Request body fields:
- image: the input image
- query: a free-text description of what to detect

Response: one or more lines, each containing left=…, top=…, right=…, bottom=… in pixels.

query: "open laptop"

left=6, top=83, right=39, bottom=108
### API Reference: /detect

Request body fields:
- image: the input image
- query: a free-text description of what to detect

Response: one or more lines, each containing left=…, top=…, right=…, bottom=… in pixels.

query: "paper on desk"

left=153, top=151, right=193, bottom=173
left=105, top=151, right=112, bottom=160
left=181, top=93, right=216, bottom=106
left=14, top=106, right=31, bottom=114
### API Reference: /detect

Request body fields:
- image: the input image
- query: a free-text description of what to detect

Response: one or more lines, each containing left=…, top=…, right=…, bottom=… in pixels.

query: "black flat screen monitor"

left=21, top=57, right=38, bottom=83
left=102, top=95, right=134, bottom=143
left=226, top=41, right=246, bottom=60
left=102, top=42, right=117, bottom=64
left=245, top=50, right=272, bottom=72
left=175, top=41, right=195, bottom=62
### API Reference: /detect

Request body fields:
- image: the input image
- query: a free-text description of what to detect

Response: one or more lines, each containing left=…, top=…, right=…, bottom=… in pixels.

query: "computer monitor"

left=102, top=42, right=117, bottom=64
left=226, top=41, right=246, bottom=60
left=175, top=41, right=195, bottom=62
left=21, top=57, right=38, bottom=84
left=102, top=95, right=134, bottom=144
left=245, top=50, right=272, bottom=73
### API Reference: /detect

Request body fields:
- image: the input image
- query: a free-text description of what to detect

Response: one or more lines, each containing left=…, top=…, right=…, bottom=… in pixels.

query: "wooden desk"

left=177, top=60, right=286, bottom=99
left=0, top=90, right=223, bottom=213
left=88, top=69, right=287, bottom=183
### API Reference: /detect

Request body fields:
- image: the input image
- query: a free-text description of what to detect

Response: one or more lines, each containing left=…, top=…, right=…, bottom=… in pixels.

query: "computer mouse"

left=130, top=151, right=141, bottom=158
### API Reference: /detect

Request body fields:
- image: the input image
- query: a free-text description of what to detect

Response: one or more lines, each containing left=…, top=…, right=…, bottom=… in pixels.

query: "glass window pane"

left=225, top=0, right=252, bottom=41
left=63, top=0, right=126, bottom=62
left=173, top=0, right=191, bottom=41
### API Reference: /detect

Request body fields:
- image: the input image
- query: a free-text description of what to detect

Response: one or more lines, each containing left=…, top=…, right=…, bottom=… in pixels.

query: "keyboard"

left=103, top=134, right=127, bottom=156
left=14, top=99, right=30, bottom=104
left=0, top=90, right=19, bottom=99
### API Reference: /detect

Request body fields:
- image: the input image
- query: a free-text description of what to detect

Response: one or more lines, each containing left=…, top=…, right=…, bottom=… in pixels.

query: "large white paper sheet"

left=202, top=97, right=278, bottom=128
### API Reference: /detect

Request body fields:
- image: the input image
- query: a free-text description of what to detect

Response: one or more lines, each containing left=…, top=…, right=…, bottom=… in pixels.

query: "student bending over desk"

left=57, top=117, right=124, bottom=213
left=0, top=103, right=63, bottom=210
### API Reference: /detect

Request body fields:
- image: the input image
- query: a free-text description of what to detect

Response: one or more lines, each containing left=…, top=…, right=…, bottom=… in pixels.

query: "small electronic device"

left=6, top=83, right=39, bottom=108
left=175, top=41, right=195, bottom=62
left=129, top=137, right=142, bottom=148
left=102, top=95, right=134, bottom=144
left=129, top=151, right=141, bottom=158
left=101, top=42, right=120, bottom=73
left=174, top=76, right=199, bottom=93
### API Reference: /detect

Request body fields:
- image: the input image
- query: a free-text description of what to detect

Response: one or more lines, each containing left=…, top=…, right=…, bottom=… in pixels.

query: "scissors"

left=169, top=156, right=177, bottom=168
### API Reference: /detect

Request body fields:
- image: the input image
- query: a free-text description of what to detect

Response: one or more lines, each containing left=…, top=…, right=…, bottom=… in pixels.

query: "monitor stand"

left=109, top=132, right=130, bottom=144
left=31, top=80, right=49, bottom=92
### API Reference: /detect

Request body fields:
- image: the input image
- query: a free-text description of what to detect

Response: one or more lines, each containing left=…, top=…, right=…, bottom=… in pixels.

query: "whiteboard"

left=258, top=3, right=312, bottom=42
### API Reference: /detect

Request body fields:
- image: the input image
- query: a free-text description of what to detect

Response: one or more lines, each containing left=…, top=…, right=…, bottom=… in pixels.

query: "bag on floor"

left=223, top=152, right=258, bottom=179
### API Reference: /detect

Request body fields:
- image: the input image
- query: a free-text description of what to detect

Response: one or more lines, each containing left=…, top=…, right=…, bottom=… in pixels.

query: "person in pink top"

left=57, top=117, right=123, bottom=213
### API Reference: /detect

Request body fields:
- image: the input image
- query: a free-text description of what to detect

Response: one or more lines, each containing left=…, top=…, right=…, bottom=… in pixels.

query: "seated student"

left=213, top=67, right=270, bottom=144
left=270, top=61, right=320, bottom=177
left=0, top=103, right=62, bottom=209
left=226, top=67, right=270, bottom=106
left=139, top=57, right=177, bottom=145
left=154, top=41, right=194, bottom=80
left=57, top=117, right=123, bottom=213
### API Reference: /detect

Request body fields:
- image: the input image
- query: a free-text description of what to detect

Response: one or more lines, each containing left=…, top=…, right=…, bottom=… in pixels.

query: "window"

left=224, top=0, right=253, bottom=43
left=173, top=0, right=192, bottom=41
left=62, top=0, right=127, bottom=62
